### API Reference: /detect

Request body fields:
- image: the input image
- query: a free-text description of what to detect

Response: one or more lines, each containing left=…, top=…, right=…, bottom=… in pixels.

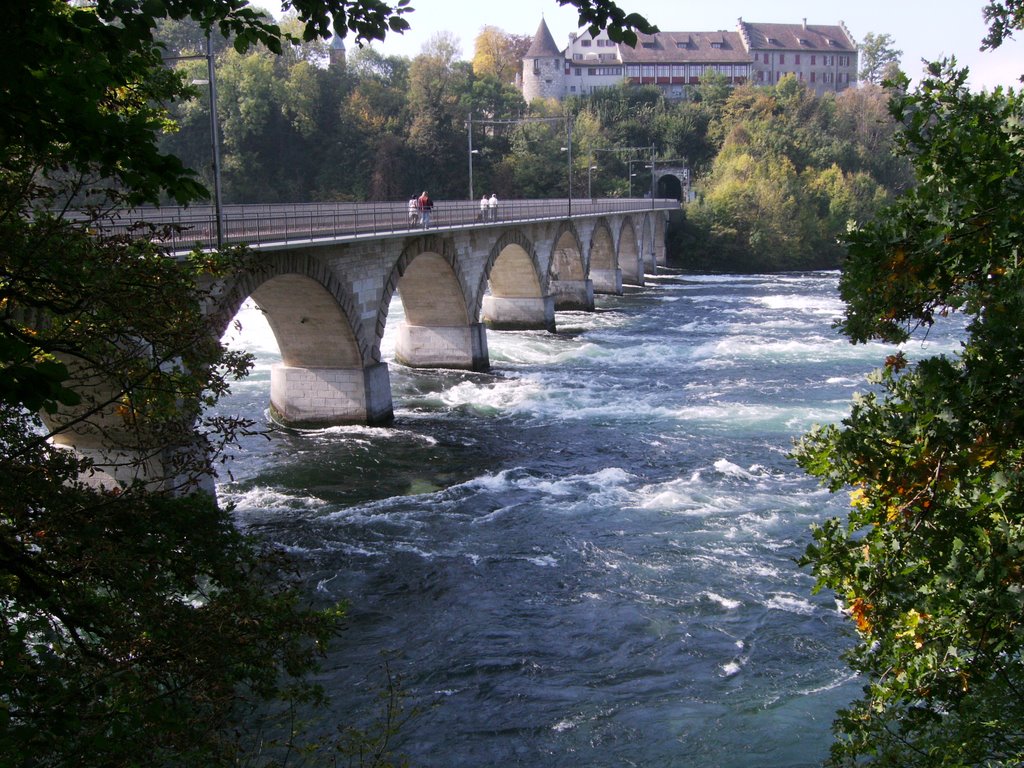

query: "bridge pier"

left=270, top=361, right=393, bottom=427
left=394, top=322, right=489, bottom=371
left=590, top=268, right=623, bottom=295
left=549, top=279, right=594, bottom=311
left=481, top=295, right=555, bottom=331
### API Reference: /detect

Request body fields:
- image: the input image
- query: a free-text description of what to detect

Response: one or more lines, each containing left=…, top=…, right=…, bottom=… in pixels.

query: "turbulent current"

left=216, top=271, right=959, bottom=767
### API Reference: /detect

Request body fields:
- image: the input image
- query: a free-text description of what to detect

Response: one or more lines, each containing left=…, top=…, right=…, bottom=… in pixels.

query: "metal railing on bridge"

left=88, top=197, right=679, bottom=253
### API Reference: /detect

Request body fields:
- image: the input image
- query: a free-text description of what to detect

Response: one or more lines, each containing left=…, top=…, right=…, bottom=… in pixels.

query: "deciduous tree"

left=472, top=25, right=532, bottom=84
left=795, top=5, right=1024, bottom=765
left=859, top=31, right=903, bottom=85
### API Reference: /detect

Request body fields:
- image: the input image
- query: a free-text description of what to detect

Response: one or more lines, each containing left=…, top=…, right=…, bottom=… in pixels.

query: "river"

left=216, top=270, right=958, bottom=767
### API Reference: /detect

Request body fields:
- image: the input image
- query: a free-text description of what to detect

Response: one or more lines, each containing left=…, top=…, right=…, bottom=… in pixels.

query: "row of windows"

left=624, top=63, right=752, bottom=78
left=755, top=70, right=852, bottom=83
left=569, top=66, right=624, bottom=76
left=759, top=53, right=853, bottom=66
left=578, top=38, right=614, bottom=48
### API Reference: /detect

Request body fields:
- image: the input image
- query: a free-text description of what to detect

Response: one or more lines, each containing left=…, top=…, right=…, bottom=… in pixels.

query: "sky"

left=256, top=0, right=1022, bottom=90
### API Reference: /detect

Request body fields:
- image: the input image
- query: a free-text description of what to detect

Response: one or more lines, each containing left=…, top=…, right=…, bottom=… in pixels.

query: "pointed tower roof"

left=525, top=18, right=562, bottom=58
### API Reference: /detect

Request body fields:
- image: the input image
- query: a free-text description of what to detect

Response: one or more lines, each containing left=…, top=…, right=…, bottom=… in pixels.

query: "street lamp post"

left=469, top=115, right=571, bottom=215
left=649, top=144, right=656, bottom=209
left=175, top=38, right=224, bottom=248
left=628, top=159, right=652, bottom=198
left=467, top=113, right=479, bottom=201
left=565, top=118, right=573, bottom=216
left=206, top=35, right=224, bottom=248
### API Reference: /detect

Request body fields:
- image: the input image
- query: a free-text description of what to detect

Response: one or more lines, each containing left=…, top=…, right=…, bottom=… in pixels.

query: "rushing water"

left=216, top=271, right=959, bottom=767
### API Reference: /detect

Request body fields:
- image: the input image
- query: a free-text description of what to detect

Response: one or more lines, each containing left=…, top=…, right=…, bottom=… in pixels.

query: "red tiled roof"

left=740, top=21, right=854, bottom=52
left=619, top=31, right=750, bottom=64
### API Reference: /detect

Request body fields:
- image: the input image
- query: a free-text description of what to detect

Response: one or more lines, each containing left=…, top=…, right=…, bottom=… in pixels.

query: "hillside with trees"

left=158, top=20, right=911, bottom=271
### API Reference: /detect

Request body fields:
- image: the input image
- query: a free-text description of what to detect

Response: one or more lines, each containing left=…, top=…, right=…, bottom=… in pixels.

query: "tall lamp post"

left=172, top=37, right=224, bottom=248
left=649, top=144, right=656, bottom=209
left=206, top=34, right=224, bottom=248
left=468, top=115, right=571, bottom=215
left=628, top=159, right=651, bottom=197
left=467, top=113, right=479, bottom=201
left=560, top=118, right=573, bottom=216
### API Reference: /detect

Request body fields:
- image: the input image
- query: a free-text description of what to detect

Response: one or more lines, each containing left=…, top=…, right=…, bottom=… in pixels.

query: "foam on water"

left=212, top=271, right=922, bottom=767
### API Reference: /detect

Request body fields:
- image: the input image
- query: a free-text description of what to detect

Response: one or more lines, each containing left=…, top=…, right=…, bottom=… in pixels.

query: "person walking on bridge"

left=418, top=191, right=433, bottom=228
left=408, top=194, right=420, bottom=227
left=479, top=194, right=488, bottom=221
left=488, top=193, right=498, bottom=221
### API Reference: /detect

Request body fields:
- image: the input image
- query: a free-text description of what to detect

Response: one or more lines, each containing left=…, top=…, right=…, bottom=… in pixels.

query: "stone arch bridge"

left=65, top=197, right=676, bottom=484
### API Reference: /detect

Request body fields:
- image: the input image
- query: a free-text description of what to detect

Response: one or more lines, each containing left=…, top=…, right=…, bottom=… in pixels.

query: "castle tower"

left=329, top=34, right=346, bottom=69
left=521, top=18, right=565, bottom=102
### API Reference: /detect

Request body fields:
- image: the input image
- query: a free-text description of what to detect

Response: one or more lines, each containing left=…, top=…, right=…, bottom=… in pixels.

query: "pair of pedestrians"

left=478, top=193, right=499, bottom=221
left=409, top=191, right=434, bottom=228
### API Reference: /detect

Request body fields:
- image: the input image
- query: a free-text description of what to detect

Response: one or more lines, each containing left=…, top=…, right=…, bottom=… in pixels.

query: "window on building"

left=570, top=85, right=577, bottom=92
left=711, top=41, right=722, bottom=49
left=641, top=65, right=655, bottom=77
left=626, top=65, right=640, bottom=77
left=811, top=55, right=816, bottom=65
left=642, top=42, right=656, bottom=49
left=763, top=53, right=769, bottom=63
left=657, top=65, right=670, bottom=78
left=581, top=39, right=591, bottom=47
left=533, top=60, right=540, bottom=74
left=573, top=53, right=582, bottom=60
left=779, top=53, right=785, bottom=64
left=795, top=54, right=800, bottom=64
left=576, top=67, right=581, bottom=75
left=811, top=71, right=816, bottom=82
left=671, top=64, right=685, bottom=77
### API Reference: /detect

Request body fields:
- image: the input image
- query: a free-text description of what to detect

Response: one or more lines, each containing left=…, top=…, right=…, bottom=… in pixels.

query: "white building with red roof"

left=520, top=17, right=858, bottom=101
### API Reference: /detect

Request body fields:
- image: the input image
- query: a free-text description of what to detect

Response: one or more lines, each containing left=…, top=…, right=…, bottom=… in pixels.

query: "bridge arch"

left=212, top=251, right=371, bottom=366
left=477, top=229, right=554, bottom=332
left=547, top=224, right=593, bottom=311
left=211, top=251, right=392, bottom=427
left=618, top=218, right=642, bottom=286
left=588, top=219, right=622, bottom=295
left=381, top=235, right=488, bottom=371
left=637, top=213, right=657, bottom=274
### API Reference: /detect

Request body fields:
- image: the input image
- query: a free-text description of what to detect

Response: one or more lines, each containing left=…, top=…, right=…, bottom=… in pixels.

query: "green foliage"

left=564, top=0, right=658, bottom=47
left=795, top=19, right=1024, bottom=765
left=686, top=77, right=902, bottom=271
left=859, top=32, right=904, bottom=85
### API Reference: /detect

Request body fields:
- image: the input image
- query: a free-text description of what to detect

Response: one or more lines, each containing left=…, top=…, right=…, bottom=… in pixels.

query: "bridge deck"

left=93, top=198, right=678, bottom=253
